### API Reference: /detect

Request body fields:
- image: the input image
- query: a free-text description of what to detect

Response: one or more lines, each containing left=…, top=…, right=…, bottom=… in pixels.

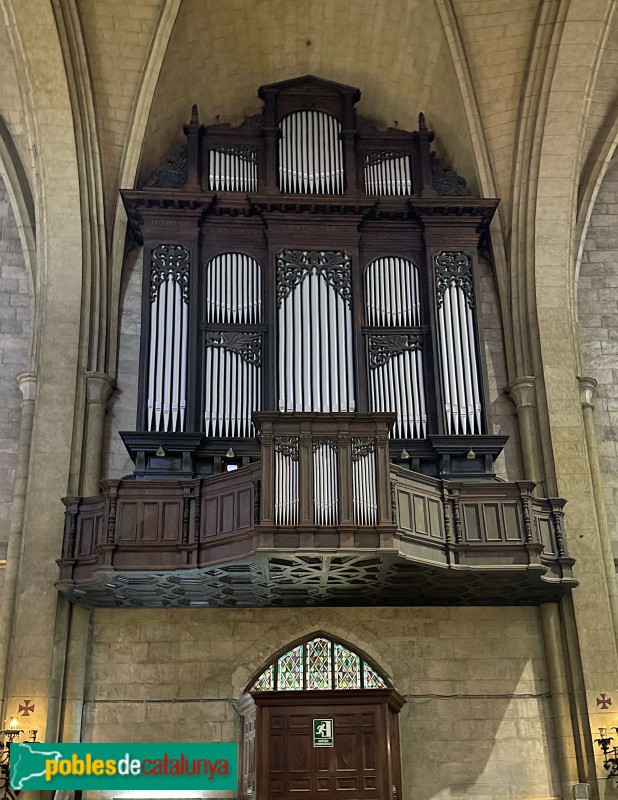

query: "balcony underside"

left=61, top=549, right=573, bottom=608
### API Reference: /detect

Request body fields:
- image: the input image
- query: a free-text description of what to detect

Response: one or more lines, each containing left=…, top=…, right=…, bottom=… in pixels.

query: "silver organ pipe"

left=365, top=257, right=420, bottom=326
left=277, top=253, right=354, bottom=413
left=435, top=252, right=483, bottom=435
left=274, top=444, right=299, bottom=525
left=208, top=148, right=258, bottom=192
left=364, top=153, right=412, bottom=196
left=352, top=445, right=378, bottom=526
left=278, top=111, right=344, bottom=194
left=204, top=253, right=262, bottom=437
left=147, top=246, right=189, bottom=433
left=313, top=443, right=339, bottom=526
left=365, top=257, right=426, bottom=438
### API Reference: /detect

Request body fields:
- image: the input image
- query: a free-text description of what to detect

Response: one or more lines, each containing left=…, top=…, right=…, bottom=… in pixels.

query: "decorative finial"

left=190, top=104, right=199, bottom=125
left=418, top=112, right=427, bottom=132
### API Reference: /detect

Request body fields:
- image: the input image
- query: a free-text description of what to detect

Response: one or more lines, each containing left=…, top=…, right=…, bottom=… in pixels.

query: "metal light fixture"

left=0, top=716, right=38, bottom=800
left=595, top=727, right=618, bottom=779
left=155, top=445, right=166, bottom=457
left=400, top=448, right=410, bottom=461
left=225, top=448, right=235, bottom=459
left=466, top=449, right=476, bottom=460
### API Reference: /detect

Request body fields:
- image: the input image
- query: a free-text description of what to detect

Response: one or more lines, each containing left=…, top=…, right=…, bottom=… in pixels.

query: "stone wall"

left=102, top=253, right=521, bottom=482
left=579, top=155, right=618, bottom=544
left=83, top=605, right=556, bottom=800
left=0, top=175, right=30, bottom=554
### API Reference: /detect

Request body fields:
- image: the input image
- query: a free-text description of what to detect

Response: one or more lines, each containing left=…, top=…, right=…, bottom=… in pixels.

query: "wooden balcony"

left=57, top=416, right=576, bottom=607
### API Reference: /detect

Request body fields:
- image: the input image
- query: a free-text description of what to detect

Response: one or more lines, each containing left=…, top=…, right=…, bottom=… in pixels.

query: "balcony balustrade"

left=57, top=414, right=575, bottom=607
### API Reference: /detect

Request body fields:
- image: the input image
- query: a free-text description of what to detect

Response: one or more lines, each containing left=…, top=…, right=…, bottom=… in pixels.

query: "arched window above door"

left=250, top=634, right=389, bottom=692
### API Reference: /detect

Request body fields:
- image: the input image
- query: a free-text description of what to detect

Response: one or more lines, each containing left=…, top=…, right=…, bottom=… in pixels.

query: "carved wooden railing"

left=59, top=463, right=261, bottom=582
left=390, top=464, right=573, bottom=579
left=58, top=422, right=575, bottom=595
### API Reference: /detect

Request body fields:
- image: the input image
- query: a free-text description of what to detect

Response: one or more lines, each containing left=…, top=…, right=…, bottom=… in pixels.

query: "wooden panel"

left=502, top=503, right=522, bottom=542
left=220, top=493, right=235, bottom=533
left=397, top=490, right=413, bottom=530
left=237, top=487, right=252, bottom=529
left=116, top=502, right=138, bottom=541
left=78, top=518, right=94, bottom=555
left=203, top=497, right=218, bottom=538
left=428, top=498, right=443, bottom=539
left=141, top=502, right=160, bottom=541
left=161, top=502, right=180, bottom=541
left=413, top=494, right=427, bottom=534
left=463, top=503, right=482, bottom=541
left=482, top=503, right=501, bottom=541
left=538, top=517, right=555, bottom=554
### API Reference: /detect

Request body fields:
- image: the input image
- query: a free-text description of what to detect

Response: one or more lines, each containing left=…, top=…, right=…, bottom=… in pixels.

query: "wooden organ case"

left=121, top=74, right=503, bottom=485
left=58, top=76, right=577, bottom=609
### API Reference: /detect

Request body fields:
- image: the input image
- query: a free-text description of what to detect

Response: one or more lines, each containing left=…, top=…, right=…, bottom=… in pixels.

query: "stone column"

left=507, top=376, right=542, bottom=484
left=0, top=372, right=36, bottom=713
left=82, top=372, right=114, bottom=496
left=578, top=376, right=618, bottom=648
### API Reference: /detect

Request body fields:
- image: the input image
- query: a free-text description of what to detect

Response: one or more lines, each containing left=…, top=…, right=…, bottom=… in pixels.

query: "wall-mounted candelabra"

left=0, top=717, right=37, bottom=800
left=595, top=727, right=618, bottom=779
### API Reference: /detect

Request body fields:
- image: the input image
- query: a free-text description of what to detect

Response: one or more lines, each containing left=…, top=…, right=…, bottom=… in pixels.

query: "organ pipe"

left=203, top=253, right=262, bottom=437
left=279, top=111, right=344, bottom=194
left=277, top=255, right=354, bottom=413
left=208, top=148, right=258, bottom=192
left=352, top=445, right=378, bottom=526
left=313, top=443, right=338, bottom=525
left=364, top=153, right=412, bottom=195
left=435, top=251, right=483, bottom=435
left=365, top=257, right=426, bottom=438
left=147, top=246, right=189, bottom=433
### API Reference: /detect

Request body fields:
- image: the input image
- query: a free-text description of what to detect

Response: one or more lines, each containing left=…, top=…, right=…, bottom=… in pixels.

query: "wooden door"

left=247, top=691, right=404, bottom=800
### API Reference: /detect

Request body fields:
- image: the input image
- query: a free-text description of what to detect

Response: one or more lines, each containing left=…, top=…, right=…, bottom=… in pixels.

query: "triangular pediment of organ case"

left=258, top=74, right=362, bottom=102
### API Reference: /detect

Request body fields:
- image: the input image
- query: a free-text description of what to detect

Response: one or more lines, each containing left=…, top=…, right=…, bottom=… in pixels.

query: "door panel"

left=266, top=704, right=383, bottom=800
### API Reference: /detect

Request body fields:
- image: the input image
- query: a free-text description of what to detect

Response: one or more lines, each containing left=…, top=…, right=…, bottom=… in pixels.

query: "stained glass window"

left=334, top=643, right=360, bottom=689
left=278, top=645, right=304, bottom=690
left=252, top=664, right=274, bottom=691
left=249, top=635, right=389, bottom=692
left=306, top=637, right=332, bottom=689
left=364, top=662, right=387, bottom=689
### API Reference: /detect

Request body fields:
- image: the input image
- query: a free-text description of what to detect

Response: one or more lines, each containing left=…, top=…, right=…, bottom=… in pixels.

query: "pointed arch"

left=246, top=631, right=392, bottom=693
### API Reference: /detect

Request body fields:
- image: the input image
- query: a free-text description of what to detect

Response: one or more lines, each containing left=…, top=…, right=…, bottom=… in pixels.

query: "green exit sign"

left=313, top=719, right=334, bottom=747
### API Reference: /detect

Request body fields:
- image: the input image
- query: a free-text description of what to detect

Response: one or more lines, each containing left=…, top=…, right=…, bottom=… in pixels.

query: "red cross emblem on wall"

left=18, top=700, right=34, bottom=716
left=597, top=693, right=613, bottom=709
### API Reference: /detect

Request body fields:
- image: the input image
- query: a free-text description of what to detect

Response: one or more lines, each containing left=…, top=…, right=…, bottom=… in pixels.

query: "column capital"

left=85, top=372, right=115, bottom=406
left=16, top=371, right=37, bottom=402
left=507, top=376, right=536, bottom=410
left=577, top=375, right=598, bottom=409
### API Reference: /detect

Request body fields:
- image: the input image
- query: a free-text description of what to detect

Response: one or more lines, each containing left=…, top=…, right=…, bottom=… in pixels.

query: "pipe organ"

left=146, top=245, right=189, bottom=432
left=435, top=251, right=483, bottom=435
left=364, top=153, right=412, bottom=196
left=277, top=250, right=355, bottom=413
left=278, top=111, right=344, bottom=195
left=126, top=75, right=498, bottom=484
left=365, top=257, right=427, bottom=439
